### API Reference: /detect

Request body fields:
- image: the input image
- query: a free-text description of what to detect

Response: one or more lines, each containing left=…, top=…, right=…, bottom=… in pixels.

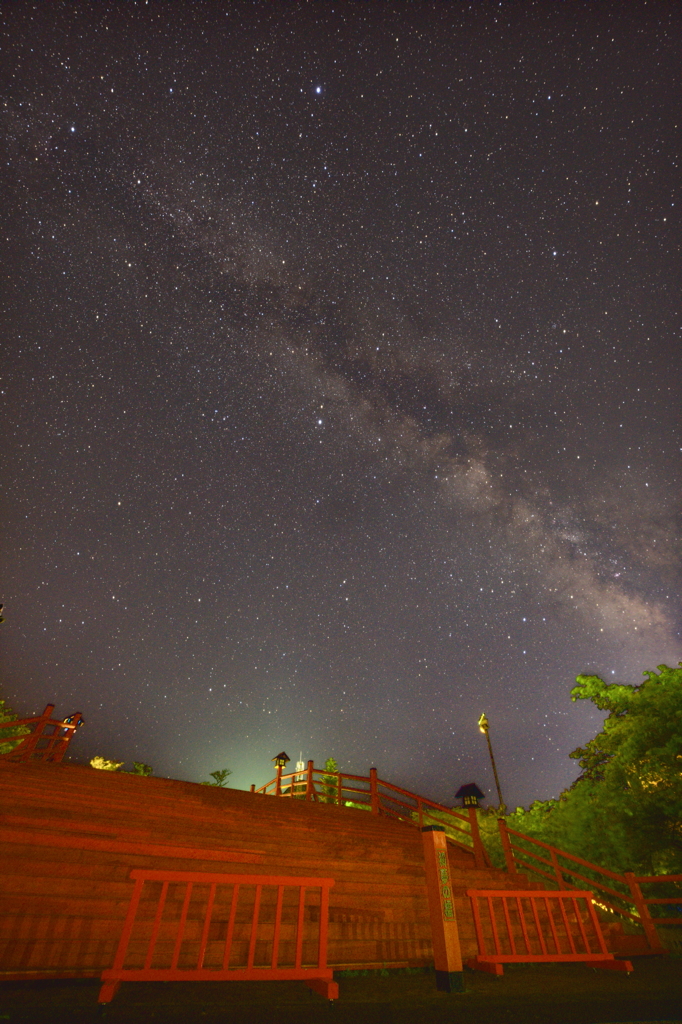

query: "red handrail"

left=498, top=819, right=679, bottom=950
left=253, top=762, right=489, bottom=867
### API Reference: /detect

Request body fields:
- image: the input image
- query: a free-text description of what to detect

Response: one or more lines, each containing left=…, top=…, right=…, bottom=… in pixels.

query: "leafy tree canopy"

left=505, top=664, right=682, bottom=875
left=201, top=768, right=232, bottom=787
left=0, top=697, right=30, bottom=755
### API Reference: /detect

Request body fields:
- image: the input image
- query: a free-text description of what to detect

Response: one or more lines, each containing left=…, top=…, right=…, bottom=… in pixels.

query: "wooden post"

left=498, top=818, right=516, bottom=874
left=421, top=826, right=464, bottom=992
left=624, top=871, right=664, bottom=951
left=468, top=807, right=485, bottom=869
left=551, top=849, right=565, bottom=888
left=275, top=763, right=283, bottom=797
left=306, top=760, right=314, bottom=801
left=369, top=767, right=380, bottom=815
left=249, top=784, right=255, bottom=793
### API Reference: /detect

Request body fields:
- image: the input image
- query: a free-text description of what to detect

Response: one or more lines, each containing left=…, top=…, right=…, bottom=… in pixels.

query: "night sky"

left=1, top=2, right=680, bottom=810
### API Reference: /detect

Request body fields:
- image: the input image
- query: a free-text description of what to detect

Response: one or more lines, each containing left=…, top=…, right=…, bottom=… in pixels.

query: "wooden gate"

left=466, top=889, right=633, bottom=975
left=99, top=869, right=337, bottom=1002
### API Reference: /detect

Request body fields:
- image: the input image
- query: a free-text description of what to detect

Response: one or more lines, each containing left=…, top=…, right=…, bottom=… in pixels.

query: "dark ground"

left=0, top=960, right=680, bottom=1024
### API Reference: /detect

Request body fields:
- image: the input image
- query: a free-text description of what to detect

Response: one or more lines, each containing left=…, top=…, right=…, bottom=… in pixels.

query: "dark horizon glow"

left=1, top=2, right=680, bottom=809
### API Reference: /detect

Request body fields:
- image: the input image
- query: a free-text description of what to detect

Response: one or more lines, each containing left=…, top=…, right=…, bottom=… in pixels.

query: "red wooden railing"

left=466, top=889, right=633, bottom=975
left=498, top=818, right=681, bottom=952
left=99, top=869, right=338, bottom=1003
left=0, top=704, right=83, bottom=764
left=253, top=761, right=489, bottom=867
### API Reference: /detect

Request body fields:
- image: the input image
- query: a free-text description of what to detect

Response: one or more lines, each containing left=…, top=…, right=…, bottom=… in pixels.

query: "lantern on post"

left=455, top=782, right=485, bottom=809
left=455, top=782, right=487, bottom=869
left=272, top=751, right=290, bottom=796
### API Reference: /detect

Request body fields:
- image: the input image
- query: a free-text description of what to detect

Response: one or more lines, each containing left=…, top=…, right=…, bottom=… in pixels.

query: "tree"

left=201, top=768, right=232, bottom=787
left=321, top=757, right=338, bottom=803
left=505, top=663, right=682, bottom=875
left=90, top=756, right=124, bottom=771
left=130, top=762, right=153, bottom=776
left=0, top=696, right=29, bottom=756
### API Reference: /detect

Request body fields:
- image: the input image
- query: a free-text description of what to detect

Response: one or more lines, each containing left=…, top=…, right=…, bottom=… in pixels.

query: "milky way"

left=1, top=2, right=680, bottom=807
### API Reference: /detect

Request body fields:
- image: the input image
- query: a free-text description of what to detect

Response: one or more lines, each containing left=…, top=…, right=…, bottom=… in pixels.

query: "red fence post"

left=550, top=849, right=565, bottom=889
left=624, top=872, right=664, bottom=952
left=369, top=767, right=380, bottom=815
left=275, top=764, right=283, bottom=797
left=421, top=826, right=464, bottom=992
left=306, top=760, right=315, bottom=801
left=498, top=818, right=516, bottom=874
left=468, top=807, right=486, bottom=869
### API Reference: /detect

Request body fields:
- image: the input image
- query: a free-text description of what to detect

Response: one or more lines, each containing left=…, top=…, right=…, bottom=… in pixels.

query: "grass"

left=0, top=959, right=680, bottom=1024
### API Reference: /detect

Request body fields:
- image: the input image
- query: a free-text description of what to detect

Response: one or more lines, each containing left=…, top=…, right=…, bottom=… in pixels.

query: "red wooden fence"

left=466, top=889, right=633, bottom=975
left=254, top=761, right=489, bottom=867
left=0, top=704, right=83, bottom=764
left=498, top=818, right=680, bottom=952
left=99, top=869, right=338, bottom=1003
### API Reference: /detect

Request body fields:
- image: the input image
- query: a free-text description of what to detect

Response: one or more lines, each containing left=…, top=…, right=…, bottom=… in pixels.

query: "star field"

left=1, top=2, right=680, bottom=808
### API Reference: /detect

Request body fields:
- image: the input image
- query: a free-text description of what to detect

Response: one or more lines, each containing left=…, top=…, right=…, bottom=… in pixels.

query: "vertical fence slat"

left=112, top=876, right=145, bottom=971
left=585, top=896, right=609, bottom=954
left=295, top=887, right=306, bottom=968
left=544, top=897, right=561, bottom=954
left=557, top=893, right=576, bottom=954
left=530, top=894, right=548, bottom=955
left=572, top=897, right=591, bottom=953
left=144, top=880, right=169, bottom=970
left=271, top=886, right=284, bottom=969
left=551, top=850, right=565, bottom=889
left=498, top=818, right=516, bottom=874
left=487, top=896, right=502, bottom=956
left=470, top=893, right=486, bottom=954
left=318, top=885, right=329, bottom=969
left=197, top=883, right=217, bottom=969
left=222, top=883, right=240, bottom=970
left=247, top=885, right=262, bottom=970
left=501, top=894, right=516, bottom=955
left=171, top=883, right=194, bottom=970
left=515, top=896, right=531, bottom=954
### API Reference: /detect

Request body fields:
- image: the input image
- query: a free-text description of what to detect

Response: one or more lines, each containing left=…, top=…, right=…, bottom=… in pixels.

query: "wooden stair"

left=0, top=761, right=534, bottom=978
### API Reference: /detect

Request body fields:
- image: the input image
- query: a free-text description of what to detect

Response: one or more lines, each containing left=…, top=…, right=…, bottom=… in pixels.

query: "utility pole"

left=478, top=712, right=506, bottom=815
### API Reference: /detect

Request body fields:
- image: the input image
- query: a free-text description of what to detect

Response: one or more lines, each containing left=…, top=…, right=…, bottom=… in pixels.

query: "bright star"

left=315, top=86, right=322, bottom=94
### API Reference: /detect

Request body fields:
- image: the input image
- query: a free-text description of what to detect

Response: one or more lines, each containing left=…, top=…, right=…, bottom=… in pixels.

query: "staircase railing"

left=498, top=818, right=681, bottom=952
left=0, top=705, right=83, bottom=764
left=253, top=762, right=489, bottom=867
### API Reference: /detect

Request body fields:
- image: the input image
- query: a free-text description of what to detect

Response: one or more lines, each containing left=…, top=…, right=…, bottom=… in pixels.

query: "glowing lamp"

left=455, top=783, right=485, bottom=808
left=272, top=752, right=290, bottom=769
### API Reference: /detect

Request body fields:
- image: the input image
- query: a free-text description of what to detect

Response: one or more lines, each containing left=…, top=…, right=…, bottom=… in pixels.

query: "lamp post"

left=478, top=713, right=506, bottom=815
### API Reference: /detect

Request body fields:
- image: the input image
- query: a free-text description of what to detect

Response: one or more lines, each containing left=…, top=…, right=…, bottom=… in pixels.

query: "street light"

left=478, top=713, right=506, bottom=814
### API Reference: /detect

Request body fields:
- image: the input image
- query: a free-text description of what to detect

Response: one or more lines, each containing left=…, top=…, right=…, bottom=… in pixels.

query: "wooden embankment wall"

left=0, top=761, right=530, bottom=978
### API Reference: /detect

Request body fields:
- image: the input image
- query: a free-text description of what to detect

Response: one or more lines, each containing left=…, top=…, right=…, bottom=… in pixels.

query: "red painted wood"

left=0, top=706, right=83, bottom=765
left=465, top=889, right=633, bottom=975
left=99, top=869, right=337, bottom=1003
